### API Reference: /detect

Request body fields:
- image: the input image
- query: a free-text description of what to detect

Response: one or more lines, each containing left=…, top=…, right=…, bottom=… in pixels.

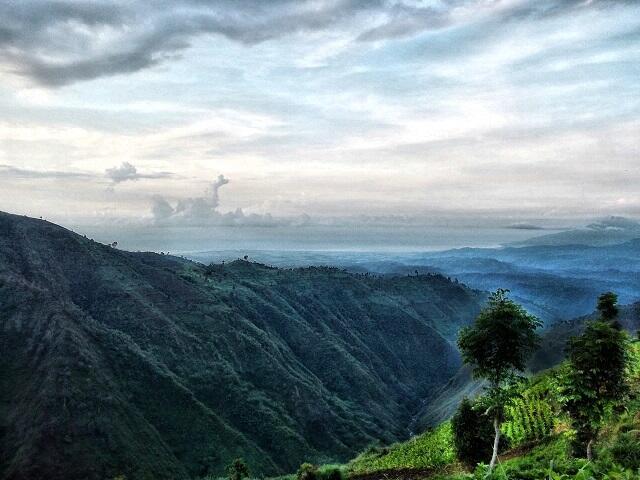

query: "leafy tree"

left=597, top=291, right=619, bottom=323
left=457, top=289, right=541, bottom=471
left=451, top=397, right=494, bottom=466
left=226, top=458, right=250, bottom=480
left=560, top=292, right=629, bottom=460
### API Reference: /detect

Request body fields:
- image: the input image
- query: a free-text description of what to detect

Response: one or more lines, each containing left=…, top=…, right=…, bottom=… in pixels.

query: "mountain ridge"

left=0, top=212, right=483, bottom=480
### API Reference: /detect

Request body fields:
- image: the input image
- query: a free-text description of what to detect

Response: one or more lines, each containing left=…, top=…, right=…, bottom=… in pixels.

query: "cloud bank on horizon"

left=0, top=0, right=639, bottom=234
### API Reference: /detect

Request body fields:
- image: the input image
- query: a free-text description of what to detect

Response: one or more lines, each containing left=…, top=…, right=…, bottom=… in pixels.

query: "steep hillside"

left=0, top=212, right=483, bottom=480
left=340, top=342, right=640, bottom=480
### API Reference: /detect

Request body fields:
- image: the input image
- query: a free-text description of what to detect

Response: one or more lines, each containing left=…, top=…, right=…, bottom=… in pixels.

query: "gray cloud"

left=208, top=174, right=229, bottom=209
left=106, top=162, right=139, bottom=184
left=2, top=0, right=627, bottom=86
left=586, top=216, right=640, bottom=232
left=105, top=162, right=173, bottom=185
left=0, top=164, right=93, bottom=179
left=506, top=222, right=546, bottom=231
left=151, top=194, right=175, bottom=221
left=357, top=0, right=634, bottom=42
left=0, top=163, right=174, bottom=188
left=0, top=0, right=382, bottom=86
left=357, top=4, right=451, bottom=42
left=497, top=0, right=633, bottom=22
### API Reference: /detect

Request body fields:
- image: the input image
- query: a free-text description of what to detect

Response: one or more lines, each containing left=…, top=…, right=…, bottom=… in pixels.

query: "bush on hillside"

left=610, top=430, right=640, bottom=469
left=502, top=377, right=556, bottom=446
left=296, top=463, right=318, bottom=480
left=451, top=397, right=494, bottom=467
left=226, top=458, right=250, bottom=480
left=317, top=465, right=344, bottom=480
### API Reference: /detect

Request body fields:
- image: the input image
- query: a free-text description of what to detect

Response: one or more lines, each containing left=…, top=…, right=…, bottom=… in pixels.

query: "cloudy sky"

left=0, top=0, right=639, bottom=250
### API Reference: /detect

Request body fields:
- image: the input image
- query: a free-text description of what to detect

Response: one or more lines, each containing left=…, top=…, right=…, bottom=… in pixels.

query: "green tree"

left=560, top=292, right=629, bottom=460
left=457, top=289, right=541, bottom=471
left=451, top=397, right=494, bottom=467
left=226, top=458, right=250, bottom=480
left=597, top=291, right=619, bottom=322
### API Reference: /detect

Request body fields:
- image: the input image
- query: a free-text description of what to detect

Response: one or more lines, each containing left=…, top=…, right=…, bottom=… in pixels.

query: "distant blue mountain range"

left=189, top=217, right=640, bottom=326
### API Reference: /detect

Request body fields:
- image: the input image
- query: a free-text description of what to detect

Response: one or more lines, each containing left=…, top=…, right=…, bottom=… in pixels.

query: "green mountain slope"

left=343, top=342, right=640, bottom=480
left=0, top=212, right=483, bottom=480
left=413, top=301, right=640, bottom=432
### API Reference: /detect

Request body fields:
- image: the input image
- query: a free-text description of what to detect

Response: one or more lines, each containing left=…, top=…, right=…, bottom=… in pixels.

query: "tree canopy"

left=560, top=292, right=629, bottom=458
left=458, top=289, right=542, bottom=386
left=457, top=289, right=541, bottom=470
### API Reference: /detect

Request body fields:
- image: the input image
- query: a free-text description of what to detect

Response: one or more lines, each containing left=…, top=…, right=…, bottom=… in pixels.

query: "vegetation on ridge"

left=3, top=213, right=640, bottom=480
left=301, top=293, right=640, bottom=480
left=0, top=212, right=482, bottom=480
left=457, top=289, right=542, bottom=471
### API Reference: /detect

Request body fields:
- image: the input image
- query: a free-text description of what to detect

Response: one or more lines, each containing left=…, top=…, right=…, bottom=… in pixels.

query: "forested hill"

left=0, top=212, right=483, bottom=480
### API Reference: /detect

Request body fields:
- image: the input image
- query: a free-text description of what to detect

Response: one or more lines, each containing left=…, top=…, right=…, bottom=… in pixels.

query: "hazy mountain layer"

left=0, top=212, right=483, bottom=480
left=189, top=237, right=640, bottom=327
left=511, top=216, right=640, bottom=247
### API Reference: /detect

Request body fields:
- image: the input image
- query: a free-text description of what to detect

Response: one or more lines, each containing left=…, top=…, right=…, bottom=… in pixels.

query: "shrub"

left=502, top=378, right=555, bottom=446
left=226, top=458, right=250, bottom=480
left=610, top=430, right=640, bottom=469
left=317, top=465, right=344, bottom=480
left=296, top=463, right=318, bottom=480
left=451, top=397, right=494, bottom=467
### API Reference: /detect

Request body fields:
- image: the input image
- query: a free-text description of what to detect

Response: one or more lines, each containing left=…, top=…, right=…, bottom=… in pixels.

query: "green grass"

left=348, top=422, right=456, bottom=474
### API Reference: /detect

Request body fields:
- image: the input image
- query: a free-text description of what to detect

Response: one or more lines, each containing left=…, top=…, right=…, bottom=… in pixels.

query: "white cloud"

left=0, top=0, right=639, bottom=243
left=150, top=175, right=304, bottom=227
left=105, top=161, right=173, bottom=185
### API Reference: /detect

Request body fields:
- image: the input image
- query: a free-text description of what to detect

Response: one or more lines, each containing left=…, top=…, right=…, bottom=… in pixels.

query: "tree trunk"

left=489, top=415, right=501, bottom=471
left=586, top=438, right=594, bottom=461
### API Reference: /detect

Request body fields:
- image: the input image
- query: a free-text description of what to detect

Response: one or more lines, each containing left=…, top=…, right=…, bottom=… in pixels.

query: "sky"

left=0, top=0, right=639, bottom=251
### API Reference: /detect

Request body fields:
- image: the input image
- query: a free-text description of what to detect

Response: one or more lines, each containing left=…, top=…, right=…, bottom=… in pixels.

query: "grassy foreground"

left=272, top=342, right=640, bottom=480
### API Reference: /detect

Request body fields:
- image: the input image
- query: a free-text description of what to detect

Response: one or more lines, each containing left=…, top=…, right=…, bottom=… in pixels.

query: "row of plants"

left=348, top=422, right=456, bottom=473
left=502, top=377, right=556, bottom=446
